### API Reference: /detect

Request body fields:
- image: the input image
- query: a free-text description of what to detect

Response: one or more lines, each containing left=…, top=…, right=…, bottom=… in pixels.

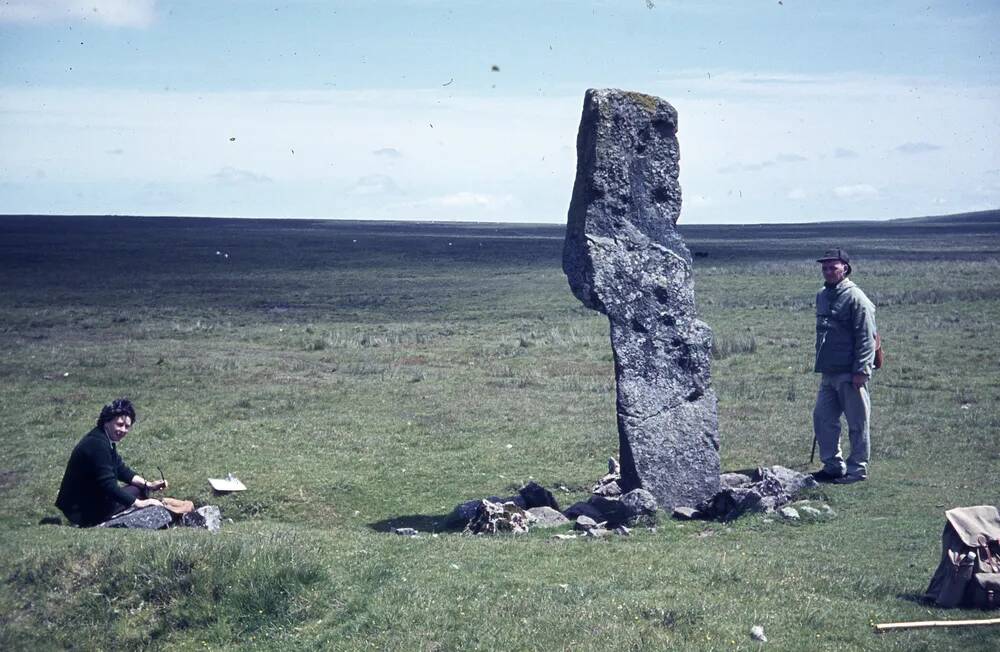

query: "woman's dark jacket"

left=55, top=427, right=137, bottom=526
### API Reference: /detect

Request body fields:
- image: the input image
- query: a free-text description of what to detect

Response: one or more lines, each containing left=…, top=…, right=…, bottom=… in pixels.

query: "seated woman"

left=55, top=398, right=168, bottom=527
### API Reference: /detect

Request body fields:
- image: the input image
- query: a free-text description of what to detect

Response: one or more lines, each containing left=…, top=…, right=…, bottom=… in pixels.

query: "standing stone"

left=563, top=88, right=720, bottom=511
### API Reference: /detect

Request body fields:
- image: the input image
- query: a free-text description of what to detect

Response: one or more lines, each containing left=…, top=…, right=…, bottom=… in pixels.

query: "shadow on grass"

left=897, top=592, right=932, bottom=606
left=368, top=513, right=455, bottom=534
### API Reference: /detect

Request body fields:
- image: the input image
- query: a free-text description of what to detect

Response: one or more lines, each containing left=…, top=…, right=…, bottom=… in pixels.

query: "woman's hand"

left=146, top=479, right=168, bottom=492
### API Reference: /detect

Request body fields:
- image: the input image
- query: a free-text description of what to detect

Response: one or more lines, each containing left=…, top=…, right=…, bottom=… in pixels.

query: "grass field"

left=1, top=211, right=998, bottom=651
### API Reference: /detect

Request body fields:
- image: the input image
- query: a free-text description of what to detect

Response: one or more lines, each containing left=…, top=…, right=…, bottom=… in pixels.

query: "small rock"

left=821, top=504, right=836, bottom=517
left=758, top=495, right=786, bottom=514
left=445, top=499, right=483, bottom=529
left=564, top=500, right=606, bottom=523
left=592, top=480, right=622, bottom=497
left=778, top=506, right=800, bottom=520
left=583, top=527, right=610, bottom=538
left=798, top=505, right=822, bottom=518
left=720, top=472, right=753, bottom=489
left=614, top=525, right=631, bottom=536
left=518, top=481, right=560, bottom=510
left=181, top=506, right=222, bottom=532
left=465, top=499, right=530, bottom=535
left=446, top=494, right=525, bottom=529
left=751, top=625, right=767, bottom=642
left=392, top=527, right=419, bottom=537
left=621, top=488, right=658, bottom=526
left=587, top=494, right=630, bottom=527
left=527, top=506, right=570, bottom=528
left=552, top=533, right=577, bottom=540
left=672, top=506, right=702, bottom=520
left=574, top=515, right=600, bottom=531
left=761, top=465, right=818, bottom=494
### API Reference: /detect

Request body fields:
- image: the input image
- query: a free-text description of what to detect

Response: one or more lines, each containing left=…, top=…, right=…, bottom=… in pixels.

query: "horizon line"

left=1, top=208, right=998, bottom=228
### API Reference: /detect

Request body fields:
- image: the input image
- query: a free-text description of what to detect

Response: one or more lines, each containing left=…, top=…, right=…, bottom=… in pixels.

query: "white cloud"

left=350, top=174, right=401, bottom=196
left=833, top=184, right=878, bottom=200
left=833, top=148, right=859, bottom=159
left=787, top=188, right=807, bottom=200
left=372, top=147, right=402, bottom=159
left=717, top=153, right=806, bottom=174
left=434, top=191, right=512, bottom=208
left=893, top=141, right=943, bottom=155
left=0, top=0, right=157, bottom=27
left=211, top=167, right=272, bottom=185
left=718, top=160, right=775, bottom=174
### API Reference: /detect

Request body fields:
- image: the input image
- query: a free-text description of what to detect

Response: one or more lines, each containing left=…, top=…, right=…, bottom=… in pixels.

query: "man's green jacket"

left=814, top=278, right=877, bottom=376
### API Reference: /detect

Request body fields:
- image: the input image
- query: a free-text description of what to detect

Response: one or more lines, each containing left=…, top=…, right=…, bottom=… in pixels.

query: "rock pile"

left=448, top=464, right=659, bottom=537
left=675, top=465, right=819, bottom=522
left=439, top=464, right=824, bottom=536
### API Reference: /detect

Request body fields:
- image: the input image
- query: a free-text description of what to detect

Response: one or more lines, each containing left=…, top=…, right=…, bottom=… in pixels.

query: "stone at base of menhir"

left=619, top=393, right=720, bottom=512
left=564, top=501, right=606, bottom=523
left=99, top=506, right=173, bottom=530
left=181, top=505, right=222, bottom=532
left=527, top=506, right=570, bottom=528
left=518, top=481, right=560, bottom=511
left=672, top=506, right=702, bottom=520
left=620, top=488, right=659, bottom=526
left=446, top=494, right=528, bottom=530
left=465, top=500, right=530, bottom=535
left=720, top=473, right=753, bottom=489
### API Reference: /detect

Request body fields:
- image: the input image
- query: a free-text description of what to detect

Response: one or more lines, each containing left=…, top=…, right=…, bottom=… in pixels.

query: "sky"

left=0, top=0, right=997, bottom=224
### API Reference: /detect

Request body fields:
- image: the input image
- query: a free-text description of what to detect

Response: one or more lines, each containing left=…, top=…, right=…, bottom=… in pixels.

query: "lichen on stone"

left=623, top=90, right=659, bottom=114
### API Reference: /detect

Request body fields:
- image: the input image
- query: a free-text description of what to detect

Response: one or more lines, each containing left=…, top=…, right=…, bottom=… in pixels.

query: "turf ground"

left=0, top=211, right=998, bottom=650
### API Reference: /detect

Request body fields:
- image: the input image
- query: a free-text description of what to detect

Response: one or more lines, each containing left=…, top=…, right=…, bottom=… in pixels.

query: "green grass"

left=1, top=213, right=999, bottom=650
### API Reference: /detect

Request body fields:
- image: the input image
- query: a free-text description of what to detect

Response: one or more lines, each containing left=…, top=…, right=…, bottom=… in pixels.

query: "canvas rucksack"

left=924, top=505, right=1000, bottom=609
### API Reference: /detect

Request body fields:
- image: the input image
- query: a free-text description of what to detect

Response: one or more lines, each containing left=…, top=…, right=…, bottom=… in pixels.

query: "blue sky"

left=1, top=0, right=997, bottom=223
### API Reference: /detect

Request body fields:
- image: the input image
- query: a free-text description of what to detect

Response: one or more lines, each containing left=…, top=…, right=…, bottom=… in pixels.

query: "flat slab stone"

left=672, top=506, right=702, bottom=520
left=527, top=506, right=570, bottom=528
left=563, top=88, right=720, bottom=511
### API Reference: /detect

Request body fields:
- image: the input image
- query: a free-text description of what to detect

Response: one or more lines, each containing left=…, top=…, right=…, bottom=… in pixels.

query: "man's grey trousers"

left=813, top=372, right=870, bottom=478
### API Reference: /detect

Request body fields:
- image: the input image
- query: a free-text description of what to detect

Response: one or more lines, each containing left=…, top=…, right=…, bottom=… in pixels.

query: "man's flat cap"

left=817, top=248, right=850, bottom=265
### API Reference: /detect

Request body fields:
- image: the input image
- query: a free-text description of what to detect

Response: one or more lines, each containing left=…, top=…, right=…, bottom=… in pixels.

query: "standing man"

left=55, top=398, right=168, bottom=527
left=811, top=249, right=877, bottom=485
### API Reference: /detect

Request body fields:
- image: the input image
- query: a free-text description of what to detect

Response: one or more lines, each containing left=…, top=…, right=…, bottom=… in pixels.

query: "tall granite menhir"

left=563, top=89, right=720, bottom=510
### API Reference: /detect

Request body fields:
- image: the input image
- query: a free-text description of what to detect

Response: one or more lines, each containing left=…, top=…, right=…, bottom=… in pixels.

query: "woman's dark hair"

left=97, top=398, right=137, bottom=427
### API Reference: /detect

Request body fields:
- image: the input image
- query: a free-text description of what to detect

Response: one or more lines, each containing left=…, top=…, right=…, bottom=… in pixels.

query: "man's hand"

left=852, top=373, right=869, bottom=389
left=134, top=497, right=163, bottom=509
